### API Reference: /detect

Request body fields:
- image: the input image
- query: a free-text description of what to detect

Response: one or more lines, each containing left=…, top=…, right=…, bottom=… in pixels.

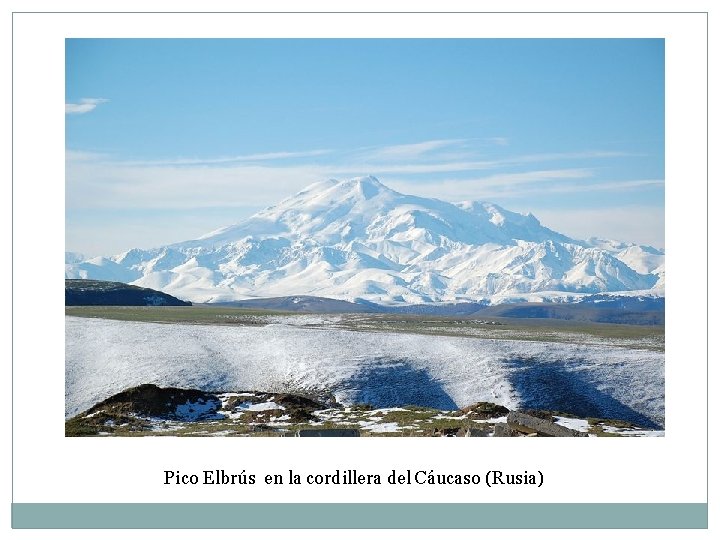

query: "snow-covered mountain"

left=65, top=176, right=664, bottom=304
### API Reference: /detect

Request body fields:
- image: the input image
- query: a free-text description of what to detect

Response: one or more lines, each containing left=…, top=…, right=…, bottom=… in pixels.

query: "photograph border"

left=11, top=7, right=709, bottom=531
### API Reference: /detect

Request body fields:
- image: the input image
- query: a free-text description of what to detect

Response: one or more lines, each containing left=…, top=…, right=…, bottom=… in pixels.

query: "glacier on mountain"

left=65, top=176, right=664, bottom=305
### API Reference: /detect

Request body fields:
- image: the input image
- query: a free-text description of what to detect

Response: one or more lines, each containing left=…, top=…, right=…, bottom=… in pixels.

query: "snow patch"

left=235, top=401, right=284, bottom=412
left=554, top=416, right=590, bottom=432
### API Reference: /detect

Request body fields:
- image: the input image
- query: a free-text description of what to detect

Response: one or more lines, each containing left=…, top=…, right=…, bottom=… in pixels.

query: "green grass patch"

left=65, top=305, right=296, bottom=325
left=380, top=410, right=442, bottom=425
left=66, top=306, right=664, bottom=350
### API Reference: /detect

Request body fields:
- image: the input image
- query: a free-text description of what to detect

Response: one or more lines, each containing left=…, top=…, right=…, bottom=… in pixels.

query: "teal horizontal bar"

left=12, top=503, right=707, bottom=529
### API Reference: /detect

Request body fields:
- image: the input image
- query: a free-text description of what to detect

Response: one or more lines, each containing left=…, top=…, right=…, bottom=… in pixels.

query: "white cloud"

left=65, top=98, right=109, bottom=115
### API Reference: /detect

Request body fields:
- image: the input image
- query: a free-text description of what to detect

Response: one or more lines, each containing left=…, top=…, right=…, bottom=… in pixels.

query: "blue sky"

left=66, top=39, right=664, bottom=256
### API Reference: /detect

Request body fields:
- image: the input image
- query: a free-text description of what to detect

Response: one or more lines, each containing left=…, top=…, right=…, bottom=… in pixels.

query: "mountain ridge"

left=65, top=176, right=664, bottom=305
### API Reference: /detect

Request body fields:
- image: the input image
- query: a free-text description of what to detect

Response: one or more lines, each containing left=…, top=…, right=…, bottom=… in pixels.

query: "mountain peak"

left=296, top=178, right=339, bottom=196
left=350, top=175, right=381, bottom=184
left=343, top=175, right=384, bottom=199
left=295, top=176, right=391, bottom=202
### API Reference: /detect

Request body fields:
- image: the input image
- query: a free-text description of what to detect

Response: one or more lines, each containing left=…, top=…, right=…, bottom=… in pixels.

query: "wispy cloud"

left=385, top=169, right=594, bottom=201
left=456, top=168, right=594, bottom=189
left=507, top=150, right=638, bottom=164
left=72, top=140, right=633, bottom=175
left=366, top=139, right=465, bottom=160
left=65, top=98, right=109, bottom=115
left=66, top=159, right=333, bottom=210
left=66, top=139, right=659, bottom=214
left=125, top=149, right=333, bottom=166
left=518, top=179, right=664, bottom=196
left=471, top=179, right=663, bottom=201
left=337, top=160, right=501, bottom=175
left=486, top=137, right=509, bottom=146
left=339, top=143, right=636, bottom=176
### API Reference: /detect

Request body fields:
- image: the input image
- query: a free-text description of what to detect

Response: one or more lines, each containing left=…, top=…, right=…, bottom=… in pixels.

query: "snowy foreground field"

left=65, top=316, right=664, bottom=429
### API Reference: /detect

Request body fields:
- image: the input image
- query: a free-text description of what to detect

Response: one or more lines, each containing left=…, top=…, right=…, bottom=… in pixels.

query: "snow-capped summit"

left=66, top=176, right=664, bottom=304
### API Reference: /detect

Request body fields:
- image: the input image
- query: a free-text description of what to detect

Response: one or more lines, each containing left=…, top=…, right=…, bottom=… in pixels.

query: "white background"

left=4, top=2, right=715, bottom=539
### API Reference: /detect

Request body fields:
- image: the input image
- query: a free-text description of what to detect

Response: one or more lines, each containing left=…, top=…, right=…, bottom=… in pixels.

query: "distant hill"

left=213, top=294, right=663, bottom=325
left=65, top=279, right=191, bottom=306
left=472, top=302, right=664, bottom=325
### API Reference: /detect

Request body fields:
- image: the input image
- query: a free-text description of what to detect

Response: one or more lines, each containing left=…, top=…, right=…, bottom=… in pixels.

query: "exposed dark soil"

left=65, top=383, right=657, bottom=437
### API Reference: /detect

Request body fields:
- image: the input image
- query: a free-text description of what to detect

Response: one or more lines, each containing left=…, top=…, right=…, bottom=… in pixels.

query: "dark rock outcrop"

left=65, top=279, right=191, bottom=306
left=503, top=411, right=588, bottom=437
